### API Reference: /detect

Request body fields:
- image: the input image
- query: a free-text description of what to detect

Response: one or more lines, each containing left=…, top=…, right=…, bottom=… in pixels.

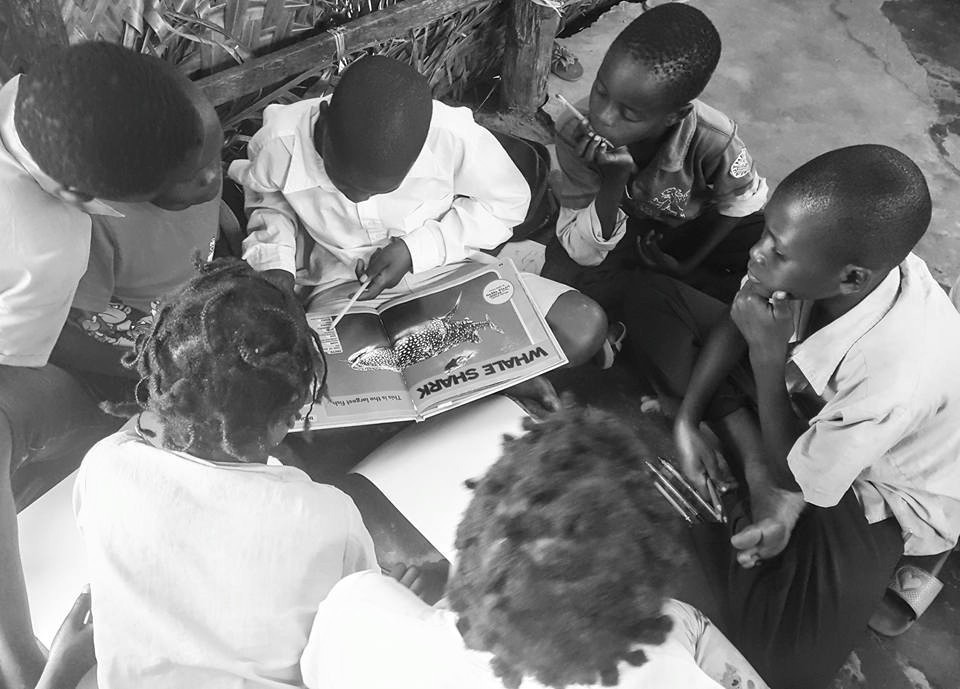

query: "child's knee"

left=547, top=291, right=608, bottom=366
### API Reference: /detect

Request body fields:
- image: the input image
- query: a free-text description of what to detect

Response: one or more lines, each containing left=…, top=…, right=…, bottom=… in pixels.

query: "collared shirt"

left=550, top=100, right=767, bottom=266
left=785, top=253, right=960, bottom=555
left=0, top=76, right=122, bottom=367
left=229, top=98, right=530, bottom=291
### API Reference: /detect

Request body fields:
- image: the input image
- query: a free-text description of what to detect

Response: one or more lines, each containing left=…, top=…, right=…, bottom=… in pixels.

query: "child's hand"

left=674, top=416, right=722, bottom=500
left=731, top=282, right=796, bottom=357
left=562, top=118, right=636, bottom=174
left=637, top=231, right=685, bottom=276
left=387, top=563, right=426, bottom=599
left=39, top=587, right=96, bottom=689
left=262, top=269, right=296, bottom=295
left=359, top=238, right=413, bottom=299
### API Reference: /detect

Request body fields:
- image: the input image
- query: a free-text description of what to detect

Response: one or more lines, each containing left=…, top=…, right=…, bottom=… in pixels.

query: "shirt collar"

left=654, top=101, right=699, bottom=173
left=789, top=264, right=902, bottom=396
left=280, top=97, right=440, bottom=198
left=0, top=76, right=123, bottom=218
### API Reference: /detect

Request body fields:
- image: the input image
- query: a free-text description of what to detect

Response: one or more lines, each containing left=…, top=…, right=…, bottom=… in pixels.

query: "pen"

left=653, top=481, right=694, bottom=524
left=645, top=460, right=701, bottom=522
left=705, top=477, right=726, bottom=523
left=330, top=274, right=370, bottom=329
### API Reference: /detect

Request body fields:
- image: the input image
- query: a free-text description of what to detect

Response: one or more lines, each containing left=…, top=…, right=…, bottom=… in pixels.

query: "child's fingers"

left=354, top=260, right=366, bottom=281
left=67, top=586, right=93, bottom=629
left=730, top=523, right=764, bottom=551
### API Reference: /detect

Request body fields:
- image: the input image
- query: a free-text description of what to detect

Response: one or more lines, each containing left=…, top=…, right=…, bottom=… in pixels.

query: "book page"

left=291, top=304, right=415, bottom=431
left=377, top=261, right=567, bottom=417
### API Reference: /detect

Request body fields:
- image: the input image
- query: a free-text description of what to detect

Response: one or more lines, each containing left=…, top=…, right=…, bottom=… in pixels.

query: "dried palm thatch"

left=60, top=0, right=406, bottom=77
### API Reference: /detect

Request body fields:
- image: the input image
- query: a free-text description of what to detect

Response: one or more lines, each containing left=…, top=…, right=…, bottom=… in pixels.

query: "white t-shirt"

left=300, top=571, right=736, bottom=689
left=75, top=428, right=377, bottom=689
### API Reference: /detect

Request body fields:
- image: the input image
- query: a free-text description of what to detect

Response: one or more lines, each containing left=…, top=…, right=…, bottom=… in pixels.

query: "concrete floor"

left=547, top=2, right=960, bottom=687
left=550, top=0, right=960, bottom=285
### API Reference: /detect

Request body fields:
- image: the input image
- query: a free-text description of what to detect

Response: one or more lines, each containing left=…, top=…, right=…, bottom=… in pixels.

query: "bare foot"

left=505, top=376, right=561, bottom=418
left=730, top=487, right=805, bottom=568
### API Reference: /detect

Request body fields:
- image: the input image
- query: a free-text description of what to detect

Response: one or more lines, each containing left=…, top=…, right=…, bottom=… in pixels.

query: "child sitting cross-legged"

left=625, top=145, right=960, bottom=689
left=74, top=259, right=377, bottom=688
left=299, top=405, right=769, bottom=689
left=545, top=4, right=768, bottom=307
left=230, top=55, right=607, bottom=367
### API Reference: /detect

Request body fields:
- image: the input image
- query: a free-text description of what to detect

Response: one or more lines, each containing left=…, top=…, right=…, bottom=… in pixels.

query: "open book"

left=293, top=260, right=567, bottom=430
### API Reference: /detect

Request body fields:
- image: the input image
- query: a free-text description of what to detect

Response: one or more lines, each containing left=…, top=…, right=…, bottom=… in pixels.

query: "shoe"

left=551, top=42, right=583, bottom=82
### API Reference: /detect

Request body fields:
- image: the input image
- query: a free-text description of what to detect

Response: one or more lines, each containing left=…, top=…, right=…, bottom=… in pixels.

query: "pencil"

left=705, top=477, right=726, bottom=523
left=330, top=275, right=370, bottom=329
left=657, top=456, right=721, bottom=522
left=554, top=94, right=613, bottom=150
left=654, top=481, right=694, bottom=524
left=645, top=460, right=700, bottom=522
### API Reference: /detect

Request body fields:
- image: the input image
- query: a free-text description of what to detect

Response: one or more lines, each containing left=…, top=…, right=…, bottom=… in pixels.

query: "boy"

left=300, top=405, right=768, bottom=689
left=231, top=55, right=606, bottom=366
left=625, top=145, right=960, bottom=689
left=545, top=3, right=768, bottom=307
left=0, top=42, right=223, bottom=689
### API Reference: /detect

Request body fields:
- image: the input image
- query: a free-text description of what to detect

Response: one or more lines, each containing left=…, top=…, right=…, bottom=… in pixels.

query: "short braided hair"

left=774, top=144, right=932, bottom=270
left=447, top=404, right=686, bottom=689
left=125, top=258, right=325, bottom=461
left=15, top=41, right=202, bottom=199
left=611, top=3, right=721, bottom=108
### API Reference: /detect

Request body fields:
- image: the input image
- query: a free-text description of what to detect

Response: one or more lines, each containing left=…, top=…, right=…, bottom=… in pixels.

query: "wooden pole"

left=501, top=0, right=559, bottom=114
left=0, top=0, right=68, bottom=79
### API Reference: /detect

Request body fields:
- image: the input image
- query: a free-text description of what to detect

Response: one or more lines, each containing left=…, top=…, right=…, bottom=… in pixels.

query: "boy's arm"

left=674, top=313, right=747, bottom=487
left=227, top=136, right=303, bottom=283
left=397, top=116, right=528, bottom=275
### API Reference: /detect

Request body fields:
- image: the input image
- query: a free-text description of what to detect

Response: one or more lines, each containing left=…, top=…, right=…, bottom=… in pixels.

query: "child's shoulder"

left=257, top=97, right=325, bottom=140
left=425, top=100, right=487, bottom=143
left=686, top=100, right=740, bottom=151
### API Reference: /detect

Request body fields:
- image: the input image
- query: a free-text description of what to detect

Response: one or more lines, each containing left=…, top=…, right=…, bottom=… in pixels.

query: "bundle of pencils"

left=645, top=456, right=727, bottom=524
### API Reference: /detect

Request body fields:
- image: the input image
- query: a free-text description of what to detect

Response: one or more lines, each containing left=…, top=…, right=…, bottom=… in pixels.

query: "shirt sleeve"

left=701, top=126, right=768, bottom=218
left=228, top=132, right=302, bottom=276
left=549, top=112, right=603, bottom=210
left=788, top=393, right=914, bottom=508
left=555, top=202, right=628, bottom=266
left=71, top=220, right=118, bottom=314
left=399, top=116, right=529, bottom=274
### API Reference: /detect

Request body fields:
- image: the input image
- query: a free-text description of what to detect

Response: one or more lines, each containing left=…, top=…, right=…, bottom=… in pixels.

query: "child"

left=544, top=4, right=768, bottom=308
left=230, top=55, right=606, bottom=366
left=74, top=259, right=377, bottom=688
left=0, top=42, right=222, bottom=689
left=625, top=145, right=960, bottom=689
left=299, top=405, right=769, bottom=689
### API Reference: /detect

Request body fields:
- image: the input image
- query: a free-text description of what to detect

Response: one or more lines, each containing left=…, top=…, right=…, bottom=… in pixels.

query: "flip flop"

left=595, top=321, right=627, bottom=370
left=868, top=554, right=949, bottom=636
left=551, top=42, right=584, bottom=82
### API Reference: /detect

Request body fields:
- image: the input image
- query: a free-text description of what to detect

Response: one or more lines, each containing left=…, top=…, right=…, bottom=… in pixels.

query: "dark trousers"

left=541, top=211, right=763, bottom=314
left=624, top=272, right=904, bottom=689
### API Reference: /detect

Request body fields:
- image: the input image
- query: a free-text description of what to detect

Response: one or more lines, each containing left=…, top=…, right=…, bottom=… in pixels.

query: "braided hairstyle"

left=611, top=3, right=721, bottom=109
left=447, top=404, right=686, bottom=689
left=126, top=258, right=325, bottom=461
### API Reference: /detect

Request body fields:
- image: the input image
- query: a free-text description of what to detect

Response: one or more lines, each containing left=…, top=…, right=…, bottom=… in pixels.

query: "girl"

left=74, top=259, right=376, bottom=688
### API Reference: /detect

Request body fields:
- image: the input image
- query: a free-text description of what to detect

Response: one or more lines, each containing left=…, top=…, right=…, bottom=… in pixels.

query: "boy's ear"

left=666, top=103, right=694, bottom=126
left=838, top=265, right=872, bottom=294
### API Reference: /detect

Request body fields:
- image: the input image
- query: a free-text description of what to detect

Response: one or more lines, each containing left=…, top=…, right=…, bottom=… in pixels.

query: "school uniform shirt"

left=785, top=253, right=960, bottom=556
left=550, top=100, right=768, bottom=266
left=69, top=198, right=219, bottom=346
left=300, top=571, right=756, bottom=689
left=75, top=427, right=378, bottom=689
left=0, top=76, right=122, bottom=366
left=228, top=98, right=530, bottom=292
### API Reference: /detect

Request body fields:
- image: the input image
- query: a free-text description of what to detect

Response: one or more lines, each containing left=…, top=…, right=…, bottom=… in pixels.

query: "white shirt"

left=300, top=571, right=730, bottom=689
left=786, top=253, right=960, bottom=555
left=228, top=98, right=530, bottom=291
left=0, top=76, right=122, bottom=366
left=75, top=428, right=377, bottom=689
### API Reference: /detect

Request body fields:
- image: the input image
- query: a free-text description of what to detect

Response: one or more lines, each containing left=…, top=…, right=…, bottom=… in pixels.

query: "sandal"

left=551, top=42, right=583, bottom=82
left=595, top=321, right=626, bottom=370
left=868, top=552, right=950, bottom=636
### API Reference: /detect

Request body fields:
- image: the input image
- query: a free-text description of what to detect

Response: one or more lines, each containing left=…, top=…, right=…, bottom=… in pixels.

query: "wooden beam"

left=198, top=0, right=493, bottom=106
left=500, top=0, right=559, bottom=114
